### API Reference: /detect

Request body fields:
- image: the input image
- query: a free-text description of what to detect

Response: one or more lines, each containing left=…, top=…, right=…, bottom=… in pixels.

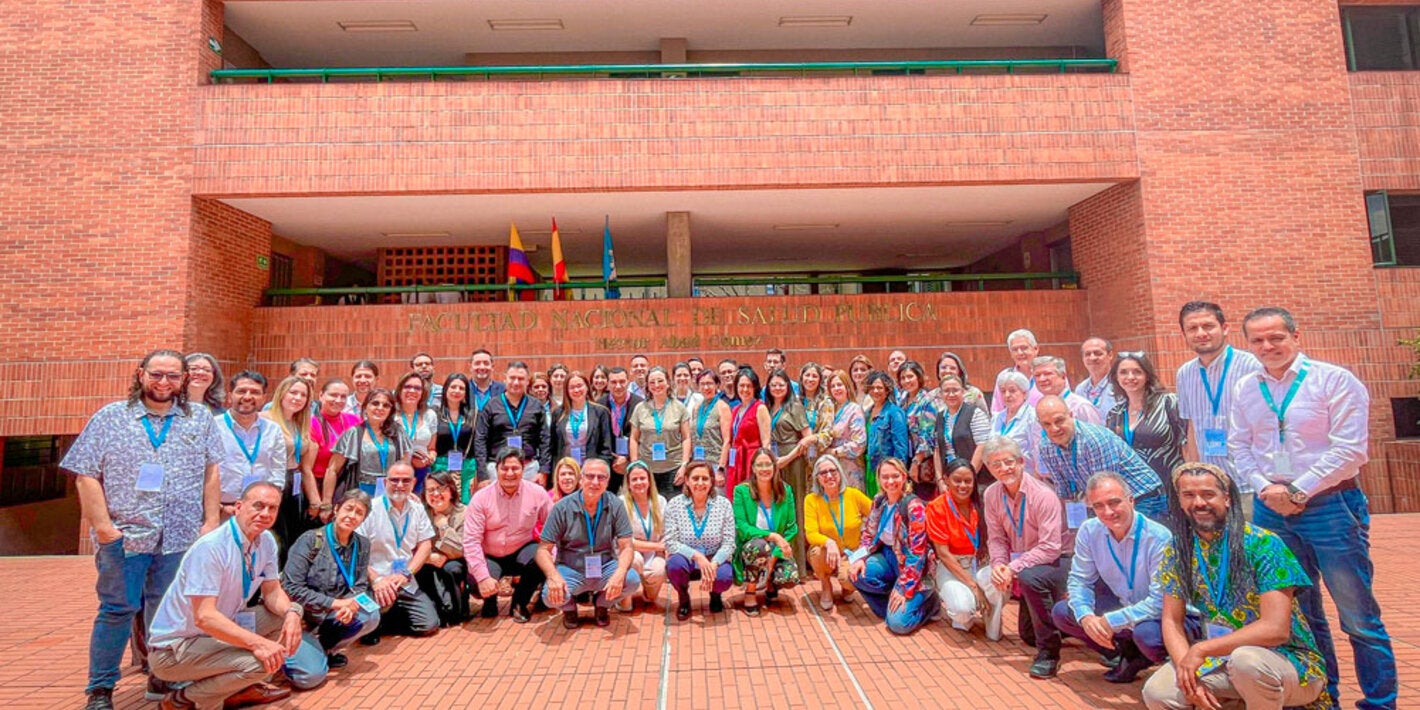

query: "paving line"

left=806, top=591, right=875, bottom=710
left=657, top=598, right=672, bottom=710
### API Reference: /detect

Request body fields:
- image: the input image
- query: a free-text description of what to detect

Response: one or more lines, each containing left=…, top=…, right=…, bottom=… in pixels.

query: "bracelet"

left=285, top=604, right=303, bottom=617
left=319, top=504, right=333, bottom=511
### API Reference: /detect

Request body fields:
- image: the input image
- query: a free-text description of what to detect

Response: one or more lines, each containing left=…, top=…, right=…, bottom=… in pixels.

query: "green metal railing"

left=693, top=271, right=1078, bottom=292
left=264, top=278, right=666, bottom=301
left=212, top=59, right=1117, bottom=84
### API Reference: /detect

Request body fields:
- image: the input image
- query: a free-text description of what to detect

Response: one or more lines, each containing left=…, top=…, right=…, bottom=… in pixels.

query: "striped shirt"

left=1176, top=346, right=1262, bottom=493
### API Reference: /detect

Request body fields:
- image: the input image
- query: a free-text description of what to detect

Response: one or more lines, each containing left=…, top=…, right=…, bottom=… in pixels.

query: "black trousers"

left=473, top=542, right=545, bottom=610
left=416, top=559, right=469, bottom=625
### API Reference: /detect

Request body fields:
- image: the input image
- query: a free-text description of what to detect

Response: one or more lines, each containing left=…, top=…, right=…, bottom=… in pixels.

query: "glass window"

left=1345, top=7, right=1420, bottom=71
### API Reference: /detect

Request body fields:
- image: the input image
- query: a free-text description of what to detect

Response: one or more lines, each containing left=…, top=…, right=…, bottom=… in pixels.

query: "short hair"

left=470, top=348, right=492, bottom=360
left=864, top=369, right=894, bottom=395
left=687, top=357, right=704, bottom=366
left=717, top=358, right=738, bottom=370
left=410, top=352, right=433, bottom=366
left=1178, top=301, right=1226, bottom=329
left=1031, top=356, right=1067, bottom=376
left=336, top=489, right=372, bottom=514
left=240, top=480, right=281, bottom=500
left=766, top=348, right=786, bottom=360
left=680, top=460, right=719, bottom=498
left=1242, top=306, right=1297, bottom=335
left=386, top=461, right=416, bottom=478
left=582, top=458, right=612, bottom=476
left=810, top=454, right=846, bottom=496
left=227, top=370, right=268, bottom=392
left=506, top=361, right=529, bottom=372
left=695, top=368, right=719, bottom=386
left=608, top=366, right=629, bottom=377
left=1006, top=329, right=1038, bottom=348
left=995, top=369, right=1030, bottom=392
left=630, top=354, right=650, bottom=364
left=351, top=360, right=379, bottom=376
left=1082, top=337, right=1113, bottom=353
left=1085, top=471, right=1133, bottom=499
left=980, top=435, right=1023, bottom=462
left=290, top=357, right=319, bottom=375
left=494, top=446, right=524, bottom=467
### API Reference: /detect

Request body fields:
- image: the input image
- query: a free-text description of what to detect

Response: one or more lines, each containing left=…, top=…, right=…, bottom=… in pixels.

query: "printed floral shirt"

left=1158, top=523, right=1329, bottom=709
left=860, top=494, right=933, bottom=599
left=901, top=390, right=937, bottom=460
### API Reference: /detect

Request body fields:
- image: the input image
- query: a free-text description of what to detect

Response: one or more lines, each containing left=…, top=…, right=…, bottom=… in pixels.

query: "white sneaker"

left=985, top=598, right=1004, bottom=641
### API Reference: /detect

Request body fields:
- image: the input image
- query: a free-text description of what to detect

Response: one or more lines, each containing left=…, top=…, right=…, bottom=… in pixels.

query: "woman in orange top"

left=925, top=457, right=1003, bottom=639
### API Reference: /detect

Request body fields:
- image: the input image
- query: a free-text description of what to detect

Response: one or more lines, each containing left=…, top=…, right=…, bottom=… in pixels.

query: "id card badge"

left=1206, top=622, right=1234, bottom=640
left=447, top=451, right=464, bottom=470
left=727, top=449, right=737, bottom=468
left=355, top=592, right=379, bottom=613
left=570, top=446, right=585, bottom=465
left=1010, top=552, right=1023, bottom=563
left=1065, top=501, right=1088, bottom=530
left=848, top=547, right=870, bottom=564
left=506, top=435, right=523, bottom=451
left=135, top=463, right=165, bottom=492
left=235, top=611, right=257, bottom=633
left=584, top=556, right=604, bottom=579
left=1202, top=427, right=1228, bottom=458
left=615, top=437, right=630, bottom=456
left=374, top=477, right=387, bottom=498
left=693, top=445, right=706, bottom=460
left=770, top=442, right=780, bottom=457
left=390, top=557, right=410, bottom=576
left=651, top=442, right=667, bottom=462
left=807, top=444, right=818, bottom=460
left=1272, top=450, right=1293, bottom=477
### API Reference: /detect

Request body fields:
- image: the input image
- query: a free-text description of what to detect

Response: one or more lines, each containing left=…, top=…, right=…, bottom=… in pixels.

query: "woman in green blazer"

left=732, top=447, right=801, bottom=615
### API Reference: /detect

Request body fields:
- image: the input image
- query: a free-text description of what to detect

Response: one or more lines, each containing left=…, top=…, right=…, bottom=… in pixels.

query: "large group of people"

left=68, top=301, right=1396, bottom=710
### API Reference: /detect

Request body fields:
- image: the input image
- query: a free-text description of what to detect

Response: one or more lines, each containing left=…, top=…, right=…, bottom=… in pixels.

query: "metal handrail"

left=212, top=59, right=1117, bottom=84
left=692, top=272, right=1077, bottom=288
left=264, top=278, right=666, bottom=298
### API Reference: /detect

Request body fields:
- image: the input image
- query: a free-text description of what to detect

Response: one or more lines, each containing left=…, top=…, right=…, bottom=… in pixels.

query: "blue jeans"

left=1253, top=488, right=1396, bottom=710
left=88, top=538, right=183, bottom=692
left=1049, top=583, right=1202, bottom=664
left=315, top=608, right=380, bottom=653
left=851, top=550, right=936, bottom=635
left=543, top=559, right=642, bottom=611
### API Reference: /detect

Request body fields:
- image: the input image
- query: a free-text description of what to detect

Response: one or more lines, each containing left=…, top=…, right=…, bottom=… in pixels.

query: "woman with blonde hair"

left=263, top=375, right=318, bottom=556
left=620, top=461, right=668, bottom=610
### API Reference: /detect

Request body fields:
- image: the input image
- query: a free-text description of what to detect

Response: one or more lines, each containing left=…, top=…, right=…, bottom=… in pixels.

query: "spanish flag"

left=506, top=222, right=536, bottom=302
left=551, top=218, right=569, bottom=301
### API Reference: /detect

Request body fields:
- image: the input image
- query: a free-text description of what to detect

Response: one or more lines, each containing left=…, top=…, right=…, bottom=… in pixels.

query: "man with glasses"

left=1075, top=337, right=1119, bottom=422
left=474, top=361, right=551, bottom=487
left=355, top=462, right=439, bottom=642
left=716, top=359, right=741, bottom=408
left=536, top=458, right=640, bottom=628
left=64, top=349, right=224, bottom=710
left=463, top=448, right=553, bottom=622
left=214, top=371, right=287, bottom=520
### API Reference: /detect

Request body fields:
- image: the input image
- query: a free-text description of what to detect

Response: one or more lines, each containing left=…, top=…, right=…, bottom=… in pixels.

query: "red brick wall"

left=1351, top=73, right=1420, bottom=191
left=193, top=75, right=1139, bottom=196
left=184, top=198, right=272, bottom=363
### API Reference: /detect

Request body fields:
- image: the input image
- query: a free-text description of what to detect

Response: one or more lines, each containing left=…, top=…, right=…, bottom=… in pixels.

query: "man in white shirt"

left=148, top=482, right=325, bottom=710
left=992, top=329, right=1043, bottom=413
left=1229, top=306, right=1395, bottom=710
left=355, top=463, right=439, bottom=642
left=214, top=372, right=287, bottom=518
left=1033, top=356, right=1100, bottom=425
left=1074, top=337, right=1119, bottom=421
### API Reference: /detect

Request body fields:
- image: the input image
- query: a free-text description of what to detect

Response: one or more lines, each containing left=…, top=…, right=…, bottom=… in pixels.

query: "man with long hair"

left=1142, top=463, right=1327, bottom=709
left=64, top=349, right=224, bottom=710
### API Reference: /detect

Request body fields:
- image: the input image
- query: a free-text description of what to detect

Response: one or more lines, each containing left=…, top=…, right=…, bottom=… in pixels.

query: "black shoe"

left=1029, top=652, right=1060, bottom=680
left=84, top=689, right=114, bottom=710
left=1103, top=654, right=1153, bottom=683
left=676, top=599, right=691, bottom=620
left=562, top=610, right=579, bottom=629
left=708, top=593, right=724, bottom=613
left=480, top=599, right=500, bottom=618
left=145, top=676, right=171, bottom=701
left=512, top=604, right=531, bottom=624
left=358, top=633, right=381, bottom=646
left=594, top=606, right=610, bottom=627
left=326, top=653, right=348, bottom=669
left=1100, top=651, right=1122, bottom=669
left=764, top=587, right=779, bottom=603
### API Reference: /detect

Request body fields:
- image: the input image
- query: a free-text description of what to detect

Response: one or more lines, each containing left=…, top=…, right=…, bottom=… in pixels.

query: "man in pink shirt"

left=981, top=436, right=1070, bottom=680
left=462, top=447, right=552, bottom=623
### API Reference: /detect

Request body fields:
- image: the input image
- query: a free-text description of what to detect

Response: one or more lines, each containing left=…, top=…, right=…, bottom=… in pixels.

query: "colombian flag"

left=506, top=222, right=535, bottom=301
left=551, top=218, right=569, bottom=301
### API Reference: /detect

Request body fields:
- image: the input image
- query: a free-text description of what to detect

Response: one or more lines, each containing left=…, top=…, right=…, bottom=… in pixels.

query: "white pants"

left=934, top=560, right=1004, bottom=631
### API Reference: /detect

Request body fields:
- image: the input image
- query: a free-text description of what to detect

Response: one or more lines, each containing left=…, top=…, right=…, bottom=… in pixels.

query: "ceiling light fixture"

left=772, top=223, right=840, bottom=231
left=970, top=14, right=1048, bottom=26
left=337, top=20, right=418, bottom=33
left=488, top=19, right=565, bottom=31
left=778, top=16, right=853, bottom=28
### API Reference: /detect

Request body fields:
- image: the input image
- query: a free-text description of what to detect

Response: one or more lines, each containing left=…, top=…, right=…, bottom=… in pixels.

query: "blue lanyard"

left=649, top=398, right=668, bottom=434
left=611, top=399, right=627, bottom=437
left=582, top=492, right=604, bottom=549
left=947, top=495, right=979, bottom=550
left=324, top=524, right=358, bottom=589
left=828, top=494, right=846, bottom=540
left=1105, top=514, right=1144, bottom=590
left=223, top=413, right=263, bottom=466
left=877, top=503, right=898, bottom=541
left=142, top=413, right=175, bottom=450
left=473, top=387, right=493, bottom=411
left=1002, top=491, right=1027, bottom=540
left=833, top=404, right=849, bottom=428
left=807, top=405, right=818, bottom=430
left=1257, top=362, right=1311, bottom=444
left=690, top=504, right=710, bottom=539
left=293, top=430, right=303, bottom=465
left=502, top=394, right=527, bottom=427
left=633, top=500, right=653, bottom=539
left=758, top=501, right=774, bottom=531
left=368, top=426, right=390, bottom=470
left=570, top=406, right=586, bottom=439
left=770, top=404, right=786, bottom=433
left=384, top=497, right=411, bottom=551
left=1193, top=529, right=1231, bottom=611
left=997, top=411, right=1020, bottom=436
left=695, top=401, right=713, bottom=438
left=1086, top=378, right=1108, bottom=407
left=1121, top=408, right=1138, bottom=447
left=1199, top=346, right=1235, bottom=418
left=228, top=519, right=257, bottom=599
left=731, top=402, right=753, bottom=441
left=450, top=413, right=464, bottom=441
left=400, top=412, right=417, bottom=440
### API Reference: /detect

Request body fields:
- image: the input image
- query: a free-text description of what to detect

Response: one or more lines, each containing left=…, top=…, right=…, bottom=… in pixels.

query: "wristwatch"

left=1284, top=483, right=1309, bottom=506
left=285, top=604, right=304, bottom=617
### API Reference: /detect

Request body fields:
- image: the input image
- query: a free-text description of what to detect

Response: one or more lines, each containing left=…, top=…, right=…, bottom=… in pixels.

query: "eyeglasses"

left=145, top=371, right=184, bottom=382
left=187, top=366, right=214, bottom=374
left=386, top=478, right=415, bottom=487
left=401, top=384, right=424, bottom=392
left=582, top=473, right=610, bottom=482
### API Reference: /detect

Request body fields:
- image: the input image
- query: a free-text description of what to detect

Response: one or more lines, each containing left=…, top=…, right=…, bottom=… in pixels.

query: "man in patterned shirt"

left=1034, top=396, right=1167, bottom=523
left=64, top=349, right=224, bottom=710
left=1142, top=463, right=1326, bottom=710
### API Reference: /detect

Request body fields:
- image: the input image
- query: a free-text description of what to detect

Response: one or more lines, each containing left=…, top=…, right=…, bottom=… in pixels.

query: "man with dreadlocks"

left=1141, top=463, right=1327, bottom=710
left=64, top=349, right=225, bottom=710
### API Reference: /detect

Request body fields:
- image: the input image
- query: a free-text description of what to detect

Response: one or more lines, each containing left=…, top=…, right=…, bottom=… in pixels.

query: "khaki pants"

left=1142, top=646, right=1322, bottom=710
left=808, top=545, right=852, bottom=591
left=149, top=607, right=283, bottom=710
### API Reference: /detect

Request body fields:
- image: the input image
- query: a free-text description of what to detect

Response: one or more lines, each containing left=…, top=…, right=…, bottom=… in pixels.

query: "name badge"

left=136, top=463, right=165, bottom=492
left=507, top=435, right=523, bottom=450
left=1202, top=428, right=1228, bottom=458
left=693, top=445, right=706, bottom=460
left=1272, top=450, right=1293, bottom=477
left=770, top=442, right=780, bottom=457
left=848, top=547, right=870, bottom=564
left=570, top=446, right=585, bottom=464
left=390, top=558, right=410, bottom=576
left=806, top=444, right=818, bottom=460
left=236, top=610, right=257, bottom=633
left=584, top=556, right=604, bottom=579
left=355, top=592, right=379, bottom=613
left=240, top=473, right=262, bottom=491
left=727, top=449, right=737, bottom=467
left=1010, top=552, right=1023, bottom=563
left=1065, top=501, right=1088, bottom=530
left=651, top=442, right=668, bottom=461
left=1206, top=622, right=1234, bottom=640
left=615, top=437, right=630, bottom=456
left=447, top=452, right=464, bottom=470
left=374, top=477, right=387, bottom=498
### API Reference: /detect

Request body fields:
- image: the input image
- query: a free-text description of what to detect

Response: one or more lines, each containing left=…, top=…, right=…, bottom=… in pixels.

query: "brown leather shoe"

left=223, top=682, right=292, bottom=709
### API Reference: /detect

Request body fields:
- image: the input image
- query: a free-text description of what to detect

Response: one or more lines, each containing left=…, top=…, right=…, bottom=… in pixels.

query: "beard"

left=1189, top=510, right=1226, bottom=533
left=144, top=386, right=176, bottom=402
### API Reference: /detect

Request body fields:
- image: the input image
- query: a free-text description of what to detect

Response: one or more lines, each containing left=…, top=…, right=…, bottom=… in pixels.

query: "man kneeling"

left=148, top=482, right=326, bottom=709
left=536, top=459, right=641, bottom=628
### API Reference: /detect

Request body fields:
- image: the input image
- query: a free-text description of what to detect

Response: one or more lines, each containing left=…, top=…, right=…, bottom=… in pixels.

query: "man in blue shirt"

left=1051, top=472, right=1196, bottom=683
left=1034, top=396, right=1166, bottom=523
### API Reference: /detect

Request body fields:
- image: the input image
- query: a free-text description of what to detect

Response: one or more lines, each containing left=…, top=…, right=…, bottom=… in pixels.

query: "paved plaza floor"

left=5, top=515, right=1419, bottom=709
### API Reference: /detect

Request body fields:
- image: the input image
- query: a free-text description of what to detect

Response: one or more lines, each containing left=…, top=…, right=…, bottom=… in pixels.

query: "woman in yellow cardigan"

left=803, top=454, right=874, bottom=611
left=732, top=447, right=800, bottom=616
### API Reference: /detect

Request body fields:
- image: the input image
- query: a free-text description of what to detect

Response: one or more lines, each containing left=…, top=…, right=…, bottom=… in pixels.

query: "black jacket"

left=549, top=402, right=615, bottom=466
left=474, top=392, right=552, bottom=474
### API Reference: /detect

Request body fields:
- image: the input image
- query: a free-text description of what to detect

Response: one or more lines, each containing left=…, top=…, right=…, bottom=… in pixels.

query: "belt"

left=1313, top=476, right=1359, bottom=498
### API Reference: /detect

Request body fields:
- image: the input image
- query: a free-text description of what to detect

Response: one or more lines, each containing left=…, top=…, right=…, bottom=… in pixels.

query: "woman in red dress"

left=724, top=369, right=772, bottom=491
